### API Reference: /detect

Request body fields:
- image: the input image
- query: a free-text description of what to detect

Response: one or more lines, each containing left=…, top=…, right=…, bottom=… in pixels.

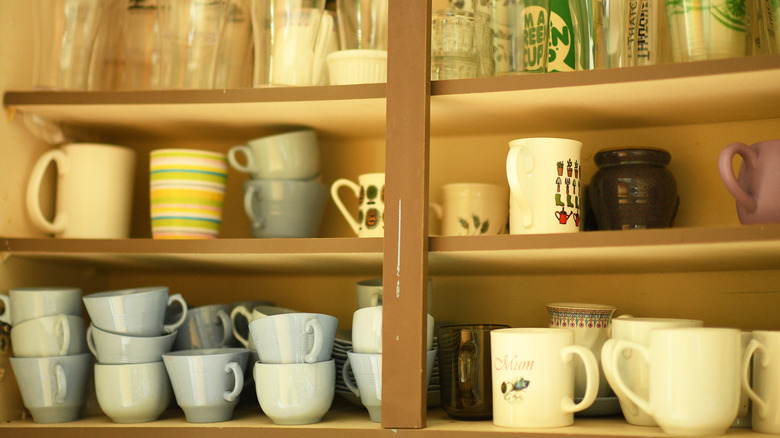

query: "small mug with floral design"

left=331, top=173, right=385, bottom=237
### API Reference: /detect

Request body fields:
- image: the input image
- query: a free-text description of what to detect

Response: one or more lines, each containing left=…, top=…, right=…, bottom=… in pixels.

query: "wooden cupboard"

left=2, top=0, right=779, bottom=436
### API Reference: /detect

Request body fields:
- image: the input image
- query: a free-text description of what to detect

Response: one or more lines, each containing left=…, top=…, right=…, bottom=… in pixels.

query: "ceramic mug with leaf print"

left=438, top=183, right=509, bottom=236
left=331, top=173, right=385, bottom=237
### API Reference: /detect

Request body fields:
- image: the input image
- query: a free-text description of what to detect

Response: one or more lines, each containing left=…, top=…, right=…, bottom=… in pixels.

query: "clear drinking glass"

left=157, top=0, right=229, bottom=89
left=214, top=0, right=254, bottom=89
left=664, top=0, right=750, bottom=62
left=491, top=0, right=551, bottom=74
left=251, top=0, right=333, bottom=87
left=431, top=9, right=491, bottom=80
left=32, top=0, right=103, bottom=90
left=336, top=0, right=389, bottom=50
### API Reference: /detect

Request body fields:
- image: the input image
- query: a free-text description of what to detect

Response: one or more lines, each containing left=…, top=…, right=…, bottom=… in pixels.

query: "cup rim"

left=84, top=286, right=168, bottom=300
left=9, top=287, right=81, bottom=294
left=546, top=302, right=616, bottom=311
left=89, top=323, right=177, bottom=341
left=163, top=347, right=249, bottom=358
left=253, top=358, right=334, bottom=370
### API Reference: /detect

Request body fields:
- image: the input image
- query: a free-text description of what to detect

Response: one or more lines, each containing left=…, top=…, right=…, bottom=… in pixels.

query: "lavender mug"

left=719, top=139, right=780, bottom=225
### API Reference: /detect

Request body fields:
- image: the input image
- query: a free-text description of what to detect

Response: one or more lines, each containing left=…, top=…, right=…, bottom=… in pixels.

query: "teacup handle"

left=604, top=338, right=653, bottom=416
left=330, top=178, right=362, bottom=235
left=55, top=314, right=71, bottom=356
left=243, top=184, right=265, bottom=228
left=26, top=149, right=69, bottom=235
left=86, top=325, right=99, bottom=358
left=506, top=146, right=534, bottom=229
left=216, top=309, right=233, bottom=347
left=53, top=363, right=67, bottom=404
left=0, top=294, right=10, bottom=325
left=304, top=318, right=324, bottom=363
left=223, top=361, right=244, bottom=403
left=742, top=338, right=769, bottom=419
left=230, top=306, right=252, bottom=349
left=163, top=293, right=188, bottom=333
left=718, top=142, right=759, bottom=213
left=227, top=145, right=256, bottom=174
left=312, top=12, right=335, bottom=86
left=560, top=344, right=599, bottom=413
left=342, top=358, right=360, bottom=398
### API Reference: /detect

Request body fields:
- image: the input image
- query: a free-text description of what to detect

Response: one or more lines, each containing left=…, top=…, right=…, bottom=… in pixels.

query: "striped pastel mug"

left=150, top=149, right=228, bottom=239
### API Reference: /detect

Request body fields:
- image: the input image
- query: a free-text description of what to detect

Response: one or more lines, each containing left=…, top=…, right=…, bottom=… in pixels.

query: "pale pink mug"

left=718, top=139, right=780, bottom=225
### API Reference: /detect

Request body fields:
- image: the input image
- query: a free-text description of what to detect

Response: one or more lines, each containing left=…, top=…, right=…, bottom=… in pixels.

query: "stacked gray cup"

left=2, top=287, right=90, bottom=423
left=83, top=286, right=187, bottom=423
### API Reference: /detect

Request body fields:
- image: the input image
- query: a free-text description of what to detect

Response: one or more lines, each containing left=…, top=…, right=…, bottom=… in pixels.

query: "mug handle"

left=560, top=344, right=599, bottom=413
left=55, top=314, right=71, bottom=356
left=330, top=178, right=362, bottom=235
left=369, top=292, right=382, bottom=307
left=505, top=146, right=534, bottom=229
left=312, top=12, right=335, bottom=86
left=718, top=142, right=759, bottom=213
left=223, top=361, right=244, bottom=403
left=600, top=336, right=640, bottom=417
left=457, top=339, right=478, bottom=406
left=163, top=293, right=188, bottom=333
left=230, top=306, right=252, bottom=349
left=342, top=358, right=360, bottom=398
left=0, top=294, right=10, bottom=325
left=304, top=318, right=324, bottom=363
left=227, top=145, right=256, bottom=174
left=243, top=184, right=265, bottom=228
left=26, top=149, right=69, bottom=235
left=86, top=324, right=99, bottom=358
left=53, top=363, right=67, bottom=404
left=216, top=309, right=233, bottom=347
left=742, top=338, right=769, bottom=419
left=604, top=338, right=653, bottom=416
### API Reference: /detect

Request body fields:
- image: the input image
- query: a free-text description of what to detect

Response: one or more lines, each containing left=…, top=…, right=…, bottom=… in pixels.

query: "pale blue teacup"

left=242, top=177, right=328, bottom=238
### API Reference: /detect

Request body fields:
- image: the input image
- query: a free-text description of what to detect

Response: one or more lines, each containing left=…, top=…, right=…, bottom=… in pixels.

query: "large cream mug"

left=506, top=138, right=582, bottom=234
left=490, top=328, right=599, bottom=428
left=604, top=327, right=742, bottom=436
left=742, top=330, right=780, bottom=434
left=26, top=143, right=136, bottom=238
left=331, top=173, right=385, bottom=237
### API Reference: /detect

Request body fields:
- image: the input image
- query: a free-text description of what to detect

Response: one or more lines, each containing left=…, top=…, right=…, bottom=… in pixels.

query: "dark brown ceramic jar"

left=587, top=147, right=679, bottom=230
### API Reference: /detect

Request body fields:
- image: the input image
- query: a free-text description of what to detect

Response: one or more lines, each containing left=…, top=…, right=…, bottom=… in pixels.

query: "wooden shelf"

left=3, top=407, right=772, bottom=438
left=4, top=224, right=779, bottom=275
left=5, top=56, right=779, bottom=143
left=428, top=224, right=780, bottom=275
left=0, top=237, right=383, bottom=274
left=430, top=55, right=780, bottom=136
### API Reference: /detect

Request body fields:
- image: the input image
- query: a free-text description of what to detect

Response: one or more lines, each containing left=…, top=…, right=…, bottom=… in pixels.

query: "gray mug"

left=9, top=353, right=92, bottom=423
left=243, top=177, right=328, bottom=238
left=172, top=304, right=233, bottom=350
left=163, top=347, right=250, bottom=423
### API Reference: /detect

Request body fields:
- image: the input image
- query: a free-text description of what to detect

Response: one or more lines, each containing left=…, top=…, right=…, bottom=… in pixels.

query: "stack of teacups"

left=229, top=129, right=328, bottom=238
left=341, top=305, right=436, bottom=422
left=83, top=286, right=188, bottom=423
left=248, top=311, right=338, bottom=424
left=3, top=287, right=91, bottom=423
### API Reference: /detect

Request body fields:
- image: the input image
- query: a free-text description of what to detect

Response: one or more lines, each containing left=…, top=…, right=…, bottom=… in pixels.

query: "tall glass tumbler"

left=437, top=324, right=510, bottom=420
left=336, top=0, right=389, bottom=50
left=664, top=0, right=749, bottom=62
left=251, top=0, right=334, bottom=87
left=157, top=0, right=229, bottom=89
left=758, top=0, right=780, bottom=54
left=492, top=0, right=551, bottom=74
left=32, top=0, right=103, bottom=90
left=214, top=0, right=254, bottom=89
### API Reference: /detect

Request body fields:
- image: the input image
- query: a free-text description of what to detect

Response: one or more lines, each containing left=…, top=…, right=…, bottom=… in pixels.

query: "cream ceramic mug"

left=742, top=330, right=780, bottom=434
left=26, top=143, right=136, bottom=238
left=506, top=137, right=582, bottom=234
left=601, top=317, right=704, bottom=426
left=490, top=328, right=599, bottom=428
left=438, top=183, right=509, bottom=236
left=331, top=173, right=385, bottom=237
left=604, top=327, right=742, bottom=436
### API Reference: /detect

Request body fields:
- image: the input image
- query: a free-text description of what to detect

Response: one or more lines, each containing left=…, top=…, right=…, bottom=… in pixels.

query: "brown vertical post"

left=382, top=0, right=431, bottom=430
